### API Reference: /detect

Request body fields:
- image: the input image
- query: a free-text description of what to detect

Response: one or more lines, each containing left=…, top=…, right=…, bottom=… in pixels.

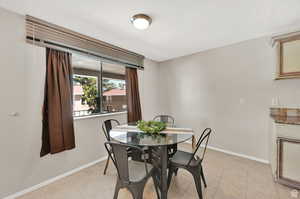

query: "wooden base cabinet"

left=270, top=123, right=300, bottom=189
left=277, top=137, right=300, bottom=189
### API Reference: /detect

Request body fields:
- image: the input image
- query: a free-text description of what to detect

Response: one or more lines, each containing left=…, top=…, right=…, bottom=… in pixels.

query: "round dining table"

left=110, top=125, right=194, bottom=199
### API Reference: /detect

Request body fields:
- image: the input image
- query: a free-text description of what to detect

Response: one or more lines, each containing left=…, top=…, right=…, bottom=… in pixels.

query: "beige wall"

left=139, top=59, right=163, bottom=121
left=0, top=7, right=161, bottom=198
left=159, top=37, right=300, bottom=162
left=2, top=5, right=300, bottom=198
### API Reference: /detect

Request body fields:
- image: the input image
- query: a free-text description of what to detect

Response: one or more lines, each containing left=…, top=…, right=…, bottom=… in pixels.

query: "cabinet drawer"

left=276, top=124, right=300, bottom=139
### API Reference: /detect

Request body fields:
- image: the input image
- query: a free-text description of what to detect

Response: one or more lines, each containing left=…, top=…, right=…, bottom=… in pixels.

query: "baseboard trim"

left=206, top=145, right=269, bottom=164
left=4, top=143, right=270, bottom=199
left=185, top=141, right=269, bottom=164
left=3, top=156, right=108, bottom=199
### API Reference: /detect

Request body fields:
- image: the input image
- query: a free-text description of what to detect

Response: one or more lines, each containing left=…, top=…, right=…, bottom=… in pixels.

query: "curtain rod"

left=27, top=36, right=144, bottom=70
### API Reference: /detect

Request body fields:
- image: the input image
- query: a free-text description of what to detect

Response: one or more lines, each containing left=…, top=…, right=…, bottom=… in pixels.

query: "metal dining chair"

left=102, top=119, right=147, bottom=175
left=153, top=115, right=178, bottom=157
left=167, top=128, right=212, bottom=199
left=102, top=119, right=120, bottom=175
left=104, top=141, right=161, bottom=199
left=153, top=115, right=175, bottom=127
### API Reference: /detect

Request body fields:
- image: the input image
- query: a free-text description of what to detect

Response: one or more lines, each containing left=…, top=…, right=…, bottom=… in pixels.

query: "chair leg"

left=113, top=180, right=120, bottom=199
left=103, top=157, right=110, bottom=175
left=174, top=168, right=179, bottom=176
left=167, top=167, right=176, bottom=189
left=200, top=166, right=207, bottom=188
left=137, top=189, right=144, bottom=199
left=191, top=171, right=203, bottom=199
left=132, top=191, right=143, bottom=199
left=129, top=189, right=140, bottom=199
left=129, top=183, right=145, bottom=199
left=152, top=174, right=161, bottom=199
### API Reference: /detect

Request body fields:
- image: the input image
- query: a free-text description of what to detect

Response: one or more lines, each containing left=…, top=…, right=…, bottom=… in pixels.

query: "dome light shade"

left=131, top=14, right=152, bottom=30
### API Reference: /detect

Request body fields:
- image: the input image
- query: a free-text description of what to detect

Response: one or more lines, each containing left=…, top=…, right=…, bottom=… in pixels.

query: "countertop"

left=271, top=115, right=300, bottom=125
left=270, top=108, right=300, bottom=125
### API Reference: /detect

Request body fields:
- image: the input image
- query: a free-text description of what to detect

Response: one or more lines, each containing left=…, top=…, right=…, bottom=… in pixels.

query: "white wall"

left=159, top=37, right=300, bottom=162
left=0, top=7, right=161, bottom=198
left=139, top=59, right=163, bottom=121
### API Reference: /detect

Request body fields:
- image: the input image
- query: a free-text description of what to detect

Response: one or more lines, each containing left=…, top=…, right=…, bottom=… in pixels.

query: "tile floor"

left=18, top=144, right=296, bottom=199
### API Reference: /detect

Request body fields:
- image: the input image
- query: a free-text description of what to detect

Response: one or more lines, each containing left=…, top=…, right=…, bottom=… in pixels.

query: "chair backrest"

left=188, top=128, right=212, bottom=166
left=153, top=115, right=175, bottom=127
left=104, top=141, right=148, bottom=183
left=102, top=119, right=120, bottom=141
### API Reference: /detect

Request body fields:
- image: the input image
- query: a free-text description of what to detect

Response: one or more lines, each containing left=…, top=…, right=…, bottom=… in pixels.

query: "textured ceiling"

left=1, top=0, right=300, bottom=61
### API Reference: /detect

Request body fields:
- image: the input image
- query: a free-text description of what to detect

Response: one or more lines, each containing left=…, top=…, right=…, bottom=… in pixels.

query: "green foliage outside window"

left=74, top=76, right=100, bottom=113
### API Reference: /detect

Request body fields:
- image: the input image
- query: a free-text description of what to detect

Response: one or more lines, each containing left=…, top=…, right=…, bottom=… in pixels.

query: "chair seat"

left=170, top=150, right=199, bottom=166
left=128, top=160, right=153, bottom=182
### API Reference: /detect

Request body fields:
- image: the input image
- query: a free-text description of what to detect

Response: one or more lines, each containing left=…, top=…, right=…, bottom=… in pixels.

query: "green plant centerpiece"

left=137, top=120, right=166, bottom=134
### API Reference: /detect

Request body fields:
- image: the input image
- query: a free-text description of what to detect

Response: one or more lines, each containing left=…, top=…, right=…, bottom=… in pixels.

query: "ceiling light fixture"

left=131, top=14, right=152, bottom=30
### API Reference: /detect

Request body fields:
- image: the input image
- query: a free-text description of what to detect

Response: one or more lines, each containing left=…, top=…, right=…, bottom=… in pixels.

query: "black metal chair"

left=104, top=142, right=161, bottom=199
left=153, top=115, right=178, bottom=158
left=102, top=119, right=120, bottom=175
left=167, top=128, right=212, bottom=199
left=153, top=115, right=175, bottom=127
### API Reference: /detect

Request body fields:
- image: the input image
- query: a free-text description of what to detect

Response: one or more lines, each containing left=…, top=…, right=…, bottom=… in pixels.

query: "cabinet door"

left=277, top=36, right=300, bottom=79
left=277, top=137, right=300, bottom=189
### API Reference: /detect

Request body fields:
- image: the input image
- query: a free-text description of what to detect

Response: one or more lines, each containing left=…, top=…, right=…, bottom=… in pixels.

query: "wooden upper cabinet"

left=276, top=35, right=300, bottom=79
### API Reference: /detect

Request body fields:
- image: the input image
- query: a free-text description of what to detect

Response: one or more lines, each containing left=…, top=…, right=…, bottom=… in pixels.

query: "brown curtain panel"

left=41, top=48, right=75, bottom=157
left=125, top=67, right=142, bottom=123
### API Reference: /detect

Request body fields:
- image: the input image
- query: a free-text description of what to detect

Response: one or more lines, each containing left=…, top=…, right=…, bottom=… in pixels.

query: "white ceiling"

left=1, top=0, right=300, bottom=61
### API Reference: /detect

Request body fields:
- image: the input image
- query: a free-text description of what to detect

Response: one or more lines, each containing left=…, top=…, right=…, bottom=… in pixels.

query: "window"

left=73, top=69, right=101, bottom=117
left=102, top=62, right=127, bottom=113
left=72, top=54, right=126, bottom=117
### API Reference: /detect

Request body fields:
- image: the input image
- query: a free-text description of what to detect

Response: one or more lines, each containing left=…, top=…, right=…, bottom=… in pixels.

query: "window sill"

left=74, top=111, right=127, bottom=121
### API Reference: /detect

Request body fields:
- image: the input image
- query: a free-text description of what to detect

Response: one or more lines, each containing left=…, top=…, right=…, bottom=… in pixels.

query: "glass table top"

left=110, top=126, right=193, bottom=146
